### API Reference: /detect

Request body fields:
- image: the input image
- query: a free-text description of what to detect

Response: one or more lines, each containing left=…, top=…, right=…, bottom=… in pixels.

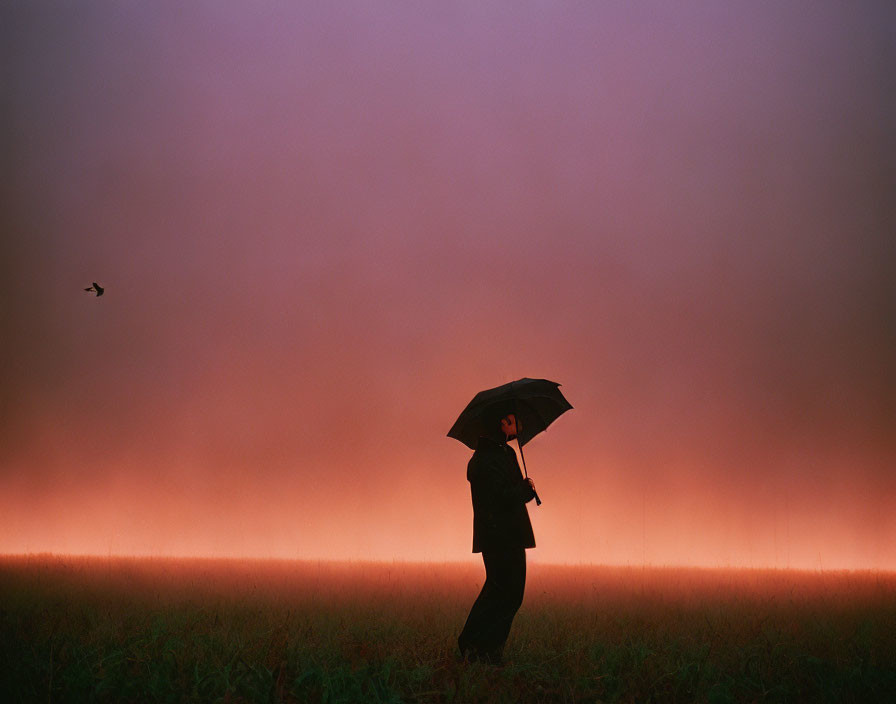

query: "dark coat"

left=468, top=436, right=537, bottom=553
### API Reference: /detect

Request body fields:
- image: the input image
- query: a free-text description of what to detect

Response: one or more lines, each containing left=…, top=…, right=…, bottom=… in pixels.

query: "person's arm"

left=472, top=454, right=537, bottom=506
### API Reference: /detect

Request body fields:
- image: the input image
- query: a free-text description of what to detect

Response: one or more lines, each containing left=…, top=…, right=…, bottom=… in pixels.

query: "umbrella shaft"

left=517, top=438, right=528, bottom=478
left=517, top=438, right=542, bottom=506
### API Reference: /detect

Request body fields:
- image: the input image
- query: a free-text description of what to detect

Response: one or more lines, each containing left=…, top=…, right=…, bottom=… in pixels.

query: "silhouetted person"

left=458, top=412, right=537, bottom=665
left=84, top=282, right=104, bottom=296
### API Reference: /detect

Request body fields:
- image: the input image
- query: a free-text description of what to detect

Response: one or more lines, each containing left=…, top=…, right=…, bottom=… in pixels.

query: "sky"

left=2, top=0, right=894, bottom=569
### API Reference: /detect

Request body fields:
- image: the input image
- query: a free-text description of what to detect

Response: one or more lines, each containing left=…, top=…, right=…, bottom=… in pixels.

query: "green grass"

left=1, top=556, right=895, bottom=703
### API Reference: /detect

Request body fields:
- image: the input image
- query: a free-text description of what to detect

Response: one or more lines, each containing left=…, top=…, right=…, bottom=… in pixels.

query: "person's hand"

left=523, top=478, right=537, bottom=501
left=526, top=478, right=542, bottom=506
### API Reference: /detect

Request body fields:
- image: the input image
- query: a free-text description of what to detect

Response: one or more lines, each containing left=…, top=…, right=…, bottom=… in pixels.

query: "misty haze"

left=1, top=0, right=893, bottom=570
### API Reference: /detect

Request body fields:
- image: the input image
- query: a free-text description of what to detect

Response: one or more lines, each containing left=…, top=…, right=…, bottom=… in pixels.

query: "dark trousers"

left=458, top=548, right=526, bottom=660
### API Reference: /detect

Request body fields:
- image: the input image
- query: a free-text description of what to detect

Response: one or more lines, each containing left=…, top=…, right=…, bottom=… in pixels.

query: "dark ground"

left=2, top=556, right=895, bottom=702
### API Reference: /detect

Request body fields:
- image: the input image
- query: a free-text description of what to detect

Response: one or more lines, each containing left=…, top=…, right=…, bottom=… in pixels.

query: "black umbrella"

left=447, top=378, right=573, bottom=505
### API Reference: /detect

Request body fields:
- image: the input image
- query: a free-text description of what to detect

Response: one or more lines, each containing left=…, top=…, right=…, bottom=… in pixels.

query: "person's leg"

left=458, top=549, right=526, bottom=661
left=480, top=548, right=526, bottom=659
left=457, top=553, right=496, bottom=658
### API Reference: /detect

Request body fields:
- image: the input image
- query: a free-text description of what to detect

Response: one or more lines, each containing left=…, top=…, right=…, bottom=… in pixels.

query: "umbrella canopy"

left=447, top=377, right=573, bottom=450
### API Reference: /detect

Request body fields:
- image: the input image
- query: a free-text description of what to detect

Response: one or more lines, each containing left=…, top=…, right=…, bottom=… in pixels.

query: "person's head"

left=500, top=413, right=521, bottom=440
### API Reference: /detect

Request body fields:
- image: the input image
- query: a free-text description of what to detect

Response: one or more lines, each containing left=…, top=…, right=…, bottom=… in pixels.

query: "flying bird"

left=84, top=282, right=104, bottom=296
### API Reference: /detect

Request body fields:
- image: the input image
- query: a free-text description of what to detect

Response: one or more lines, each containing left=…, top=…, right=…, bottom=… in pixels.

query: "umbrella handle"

left=517, top=435, right=542, bottom=507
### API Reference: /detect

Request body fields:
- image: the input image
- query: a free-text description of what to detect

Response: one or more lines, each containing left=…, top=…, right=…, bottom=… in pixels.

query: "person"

left=457, top=412, right=537, bottom=665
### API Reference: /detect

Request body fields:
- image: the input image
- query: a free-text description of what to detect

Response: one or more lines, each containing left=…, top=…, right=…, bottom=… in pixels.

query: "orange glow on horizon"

left=3, top=441, right=893, bottom=571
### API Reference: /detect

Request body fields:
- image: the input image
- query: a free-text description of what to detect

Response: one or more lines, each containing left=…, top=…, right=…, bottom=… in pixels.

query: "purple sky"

left=2, top=1, right=894, bottom=567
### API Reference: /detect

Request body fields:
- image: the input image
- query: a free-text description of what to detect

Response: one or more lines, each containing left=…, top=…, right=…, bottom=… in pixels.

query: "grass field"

left=1, top=556, right=895, bottom=703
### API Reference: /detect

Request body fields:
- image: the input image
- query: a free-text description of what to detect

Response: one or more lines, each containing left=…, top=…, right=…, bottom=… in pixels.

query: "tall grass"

left=2, top=555, right=894, bottom=702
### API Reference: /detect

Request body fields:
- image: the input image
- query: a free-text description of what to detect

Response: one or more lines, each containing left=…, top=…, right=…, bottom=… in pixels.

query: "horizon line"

left=2, top=552, right=894, bottom=574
